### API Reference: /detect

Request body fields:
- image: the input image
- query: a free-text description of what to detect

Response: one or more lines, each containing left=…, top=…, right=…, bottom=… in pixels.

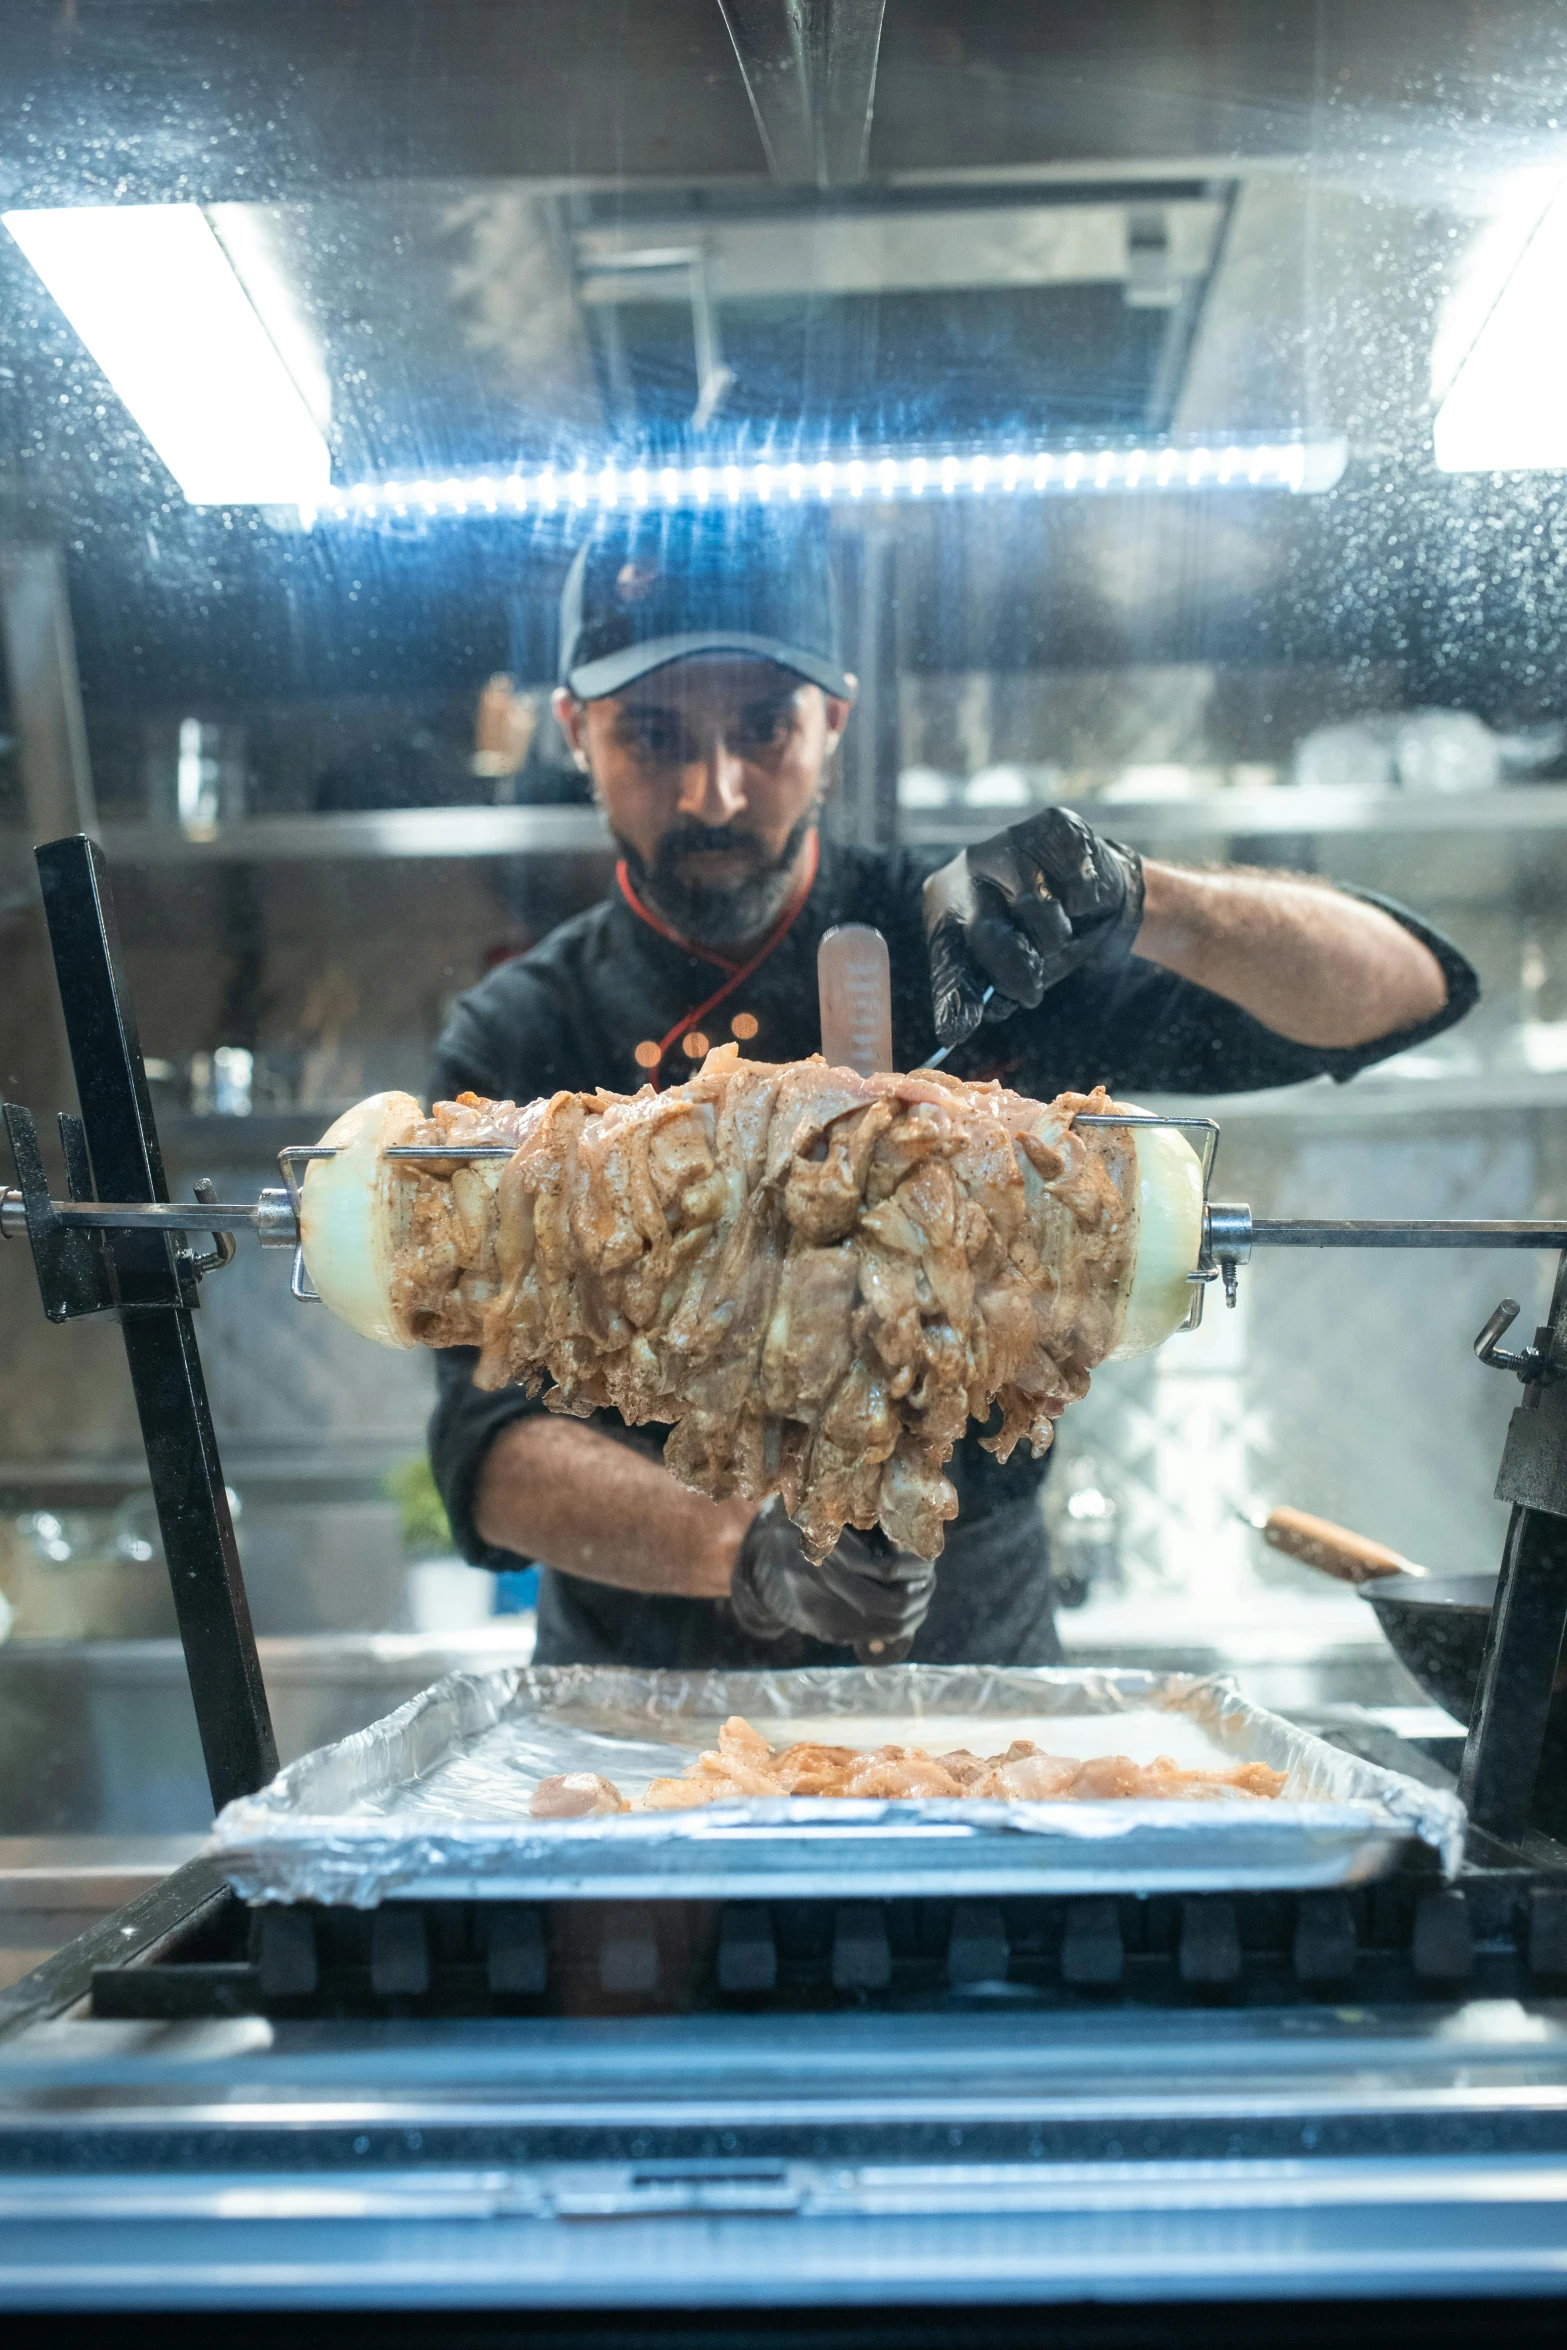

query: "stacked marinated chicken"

left=387, top=1045, right=1139, bottom=1561
left=529, top=1716, right=1287, bottom=1816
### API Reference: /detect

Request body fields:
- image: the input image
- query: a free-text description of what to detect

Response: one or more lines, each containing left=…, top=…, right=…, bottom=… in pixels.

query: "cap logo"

left=615, top=558, right=660, bottom=605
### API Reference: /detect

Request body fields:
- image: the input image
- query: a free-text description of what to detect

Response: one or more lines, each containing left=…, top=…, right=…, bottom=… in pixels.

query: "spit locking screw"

left=183, top=1176, right=238, bottom=1278
left=1473, top=1298, right=1557, bottom=1385
left=1200, top=1201, right=1254, bottom=1309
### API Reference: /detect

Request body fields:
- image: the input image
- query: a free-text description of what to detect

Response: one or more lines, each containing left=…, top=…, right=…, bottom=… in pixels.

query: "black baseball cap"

left=558, top=506, right=853, bottom=701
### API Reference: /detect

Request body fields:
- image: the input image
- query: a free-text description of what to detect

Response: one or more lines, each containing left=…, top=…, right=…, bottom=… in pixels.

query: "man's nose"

left=676, top=737, right=749, bottom=825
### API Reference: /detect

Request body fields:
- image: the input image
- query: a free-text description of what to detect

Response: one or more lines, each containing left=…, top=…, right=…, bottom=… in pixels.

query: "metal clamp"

left=277, top=1145, right=337, bottom=1303
left=1203, top=1201, right=1255, bottom=1311
left=1071, top=1111, right=1223, bottom=1329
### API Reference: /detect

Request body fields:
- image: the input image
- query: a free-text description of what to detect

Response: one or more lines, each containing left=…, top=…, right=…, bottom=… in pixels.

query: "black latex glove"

left=729, top=1498, right=937, bottom=1665
left=922, top=805, right=1145, bottom=1051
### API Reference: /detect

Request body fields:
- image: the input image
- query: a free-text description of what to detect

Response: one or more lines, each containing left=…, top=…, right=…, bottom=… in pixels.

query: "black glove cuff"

left=1079, top=833, right=1144, bottom=970
left=728, top=1513, right=796, bottom=1643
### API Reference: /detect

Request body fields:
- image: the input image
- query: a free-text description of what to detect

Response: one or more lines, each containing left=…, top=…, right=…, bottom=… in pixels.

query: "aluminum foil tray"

left=209, top=1663, right=1465, bottom=1907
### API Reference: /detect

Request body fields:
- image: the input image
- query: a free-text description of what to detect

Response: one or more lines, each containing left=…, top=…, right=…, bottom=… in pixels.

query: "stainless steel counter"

left=0, top=1652, right=1560, bottom=2311
left=0, top=1837, right=203, bottom=1991
left=0, top=1629, right=537, bottom=1835
left=0, top=1991, right=1565, bottom=2306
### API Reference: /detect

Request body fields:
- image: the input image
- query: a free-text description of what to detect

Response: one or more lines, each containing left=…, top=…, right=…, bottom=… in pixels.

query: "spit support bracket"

left=9, top=833, right=279, bottom=1813
left=276, top=1144, right=338, bottom=1302
left=1458, top=1245, right=1567, bottom=1841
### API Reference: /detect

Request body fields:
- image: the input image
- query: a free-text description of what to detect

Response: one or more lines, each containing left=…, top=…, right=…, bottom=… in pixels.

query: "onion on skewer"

left=300, top=1048, right=1202, bottom=1560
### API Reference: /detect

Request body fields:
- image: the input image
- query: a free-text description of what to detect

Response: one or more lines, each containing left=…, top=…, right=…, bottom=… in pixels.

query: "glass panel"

left=2, top=6, right=1566, bottom=1838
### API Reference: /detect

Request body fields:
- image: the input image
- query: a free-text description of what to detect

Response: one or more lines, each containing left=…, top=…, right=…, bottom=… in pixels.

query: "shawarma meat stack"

left=299, top=1046, right=1204, bottom=1562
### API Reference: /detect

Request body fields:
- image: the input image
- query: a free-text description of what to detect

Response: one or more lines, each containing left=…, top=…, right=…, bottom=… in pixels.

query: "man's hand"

left=923, top=807, right=1145, bottom=1049
left=729, top=1498, right=936, bottom=1664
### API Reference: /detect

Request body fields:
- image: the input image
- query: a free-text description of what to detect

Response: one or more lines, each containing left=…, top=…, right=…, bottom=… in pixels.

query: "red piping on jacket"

left=617, top=830, right=820, bottom=1085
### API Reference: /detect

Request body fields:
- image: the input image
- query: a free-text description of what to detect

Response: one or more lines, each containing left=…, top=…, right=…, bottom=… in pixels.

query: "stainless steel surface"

left=253, top=1186, right=299, bottom=1245
left=0, top=1631, right=539, bottom=1836
left=901, top=782, right=1567, bottom=845
left=0, top=1836, right=206, bottom=1912
left=1, top=1184, right=298, bottom=1243
left=7, top=788, right=1567, bottom=876
left=210, top=1663, right=1466, bottom=1907
left=0, top=806, right=612, bottom=866
left=1147, top=1069, right=1567, bottom=1125
left=0, top=1191, right=271, bottom=1236
left=382, top=1145, right=515, bottom=1159
left=2, top=1996, right=1567, bottom=2305
left=1251, top=1217, right=1567, bottom=1247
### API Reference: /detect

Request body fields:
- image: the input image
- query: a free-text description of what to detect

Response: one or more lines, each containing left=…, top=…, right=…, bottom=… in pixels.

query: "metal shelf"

left=0, top=1445, right=413, bottom=1508
left=904, top=783, right=1567, bottom=847
left=0, top=806, right=611, bottom=867
left=1147, top=1062, right=1567, bottom=1126
left=5, top=786, right=1567, bottom=867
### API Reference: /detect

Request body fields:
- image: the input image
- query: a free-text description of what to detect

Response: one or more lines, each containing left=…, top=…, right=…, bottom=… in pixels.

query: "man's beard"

left=616, top=804, right=819, bottom=951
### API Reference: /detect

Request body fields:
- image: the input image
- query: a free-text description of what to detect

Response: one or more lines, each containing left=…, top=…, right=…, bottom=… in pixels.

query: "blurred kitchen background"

left=6, top=2, right=1567, bottom=1878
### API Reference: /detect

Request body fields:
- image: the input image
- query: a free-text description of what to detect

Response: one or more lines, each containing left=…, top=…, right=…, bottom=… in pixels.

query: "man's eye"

left=625, top=720, right=683, bottom=758
left=734, top=711, right=790, bottom=750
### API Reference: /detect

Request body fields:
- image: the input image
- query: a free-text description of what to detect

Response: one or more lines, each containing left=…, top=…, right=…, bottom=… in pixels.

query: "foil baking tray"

left=208, top=1664, right=1465, bottom=1907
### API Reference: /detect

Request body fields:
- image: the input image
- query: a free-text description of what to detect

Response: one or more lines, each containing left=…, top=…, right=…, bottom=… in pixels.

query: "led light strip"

left=306, top=438, right=1346, bottom=525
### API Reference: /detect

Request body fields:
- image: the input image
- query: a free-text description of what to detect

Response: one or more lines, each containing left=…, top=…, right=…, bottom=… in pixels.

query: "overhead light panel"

left=3, top=203, right=332, bottom=506
left=316, top=438, right=1345, bottom=526
left=1434, top=180, right=1567, bottom=473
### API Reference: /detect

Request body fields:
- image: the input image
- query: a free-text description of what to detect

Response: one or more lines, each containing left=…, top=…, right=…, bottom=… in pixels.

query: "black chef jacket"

left=427, top=833, right=1477, bottom=1668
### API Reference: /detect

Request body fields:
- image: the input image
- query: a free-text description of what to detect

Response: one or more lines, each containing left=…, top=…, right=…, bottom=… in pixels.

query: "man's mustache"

left=658, top=824, right=768, bottom=863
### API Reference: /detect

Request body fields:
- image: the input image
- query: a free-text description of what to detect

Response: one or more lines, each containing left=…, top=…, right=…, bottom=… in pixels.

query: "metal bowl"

left=1361, top=1572, right=1567, bottom=1744
left=1360, top=1574, right=1494, bottom=1726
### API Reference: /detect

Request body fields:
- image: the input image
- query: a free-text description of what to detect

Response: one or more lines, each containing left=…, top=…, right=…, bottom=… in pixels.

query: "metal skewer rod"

left=10, top=1194, right=1567, bottom=1253
left=1, top=1194, right=264, bottom=1234
left=1248, top=1217, right=1567, bottom=1249
left=0, top=1190, right=296, bottom=1239
left=383, top=1143, right=517, bottom=1158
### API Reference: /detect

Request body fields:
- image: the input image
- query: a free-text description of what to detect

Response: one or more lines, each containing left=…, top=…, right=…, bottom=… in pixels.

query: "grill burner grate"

left=89, top=1863, right=1567, bottom=2026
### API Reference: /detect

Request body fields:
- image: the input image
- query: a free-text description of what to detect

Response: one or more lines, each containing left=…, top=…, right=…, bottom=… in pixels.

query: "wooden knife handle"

left=1261, top=1505, right=1411, bottom=1585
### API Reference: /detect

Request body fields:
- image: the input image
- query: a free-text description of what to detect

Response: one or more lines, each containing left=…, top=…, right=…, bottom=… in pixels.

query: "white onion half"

left=1109, top=1117, right=1205, bottom=1359
left=298, top=1090, right=422, bottom=1348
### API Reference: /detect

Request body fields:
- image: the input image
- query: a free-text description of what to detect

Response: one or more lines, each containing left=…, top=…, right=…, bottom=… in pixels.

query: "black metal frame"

left=5, top=835, right=276, bottom=1810
left=1460, top=1247, right=1567, bottom=1838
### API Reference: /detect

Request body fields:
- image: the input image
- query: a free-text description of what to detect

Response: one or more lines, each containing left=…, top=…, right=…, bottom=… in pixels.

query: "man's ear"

left=551, top=686, right=592, bottom=772
left=822, top=673, right=857, bottom=757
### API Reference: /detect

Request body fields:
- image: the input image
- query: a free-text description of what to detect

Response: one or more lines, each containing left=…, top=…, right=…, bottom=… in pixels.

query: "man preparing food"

left=428, top=509, right=1476, bottom=1670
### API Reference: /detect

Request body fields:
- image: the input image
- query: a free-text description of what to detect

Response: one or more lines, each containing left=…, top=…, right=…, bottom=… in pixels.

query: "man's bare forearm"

left=473, top=1414, right=754, bottom=1598
left=1134, top=863, right=1449, bottom=1049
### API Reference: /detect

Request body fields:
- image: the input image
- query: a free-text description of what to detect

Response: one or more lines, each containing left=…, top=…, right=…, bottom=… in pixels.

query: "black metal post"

left=1459, top=1249, right=1567, bottom=1840
left=33, top=834, right=277, bottom=1809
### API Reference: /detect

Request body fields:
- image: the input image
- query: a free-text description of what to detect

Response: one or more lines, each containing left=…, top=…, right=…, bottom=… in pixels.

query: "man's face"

left=554, top=657, right=853, bottom=948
